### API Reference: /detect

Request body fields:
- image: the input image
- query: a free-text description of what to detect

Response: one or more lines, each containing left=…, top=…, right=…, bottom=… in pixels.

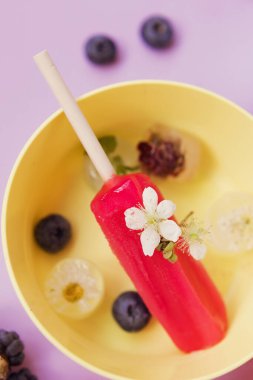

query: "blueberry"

left=112, top=291, right=151, bottom=332
left=34, top=214, right=71, bottom=253
left=141, top=16, right=173, bottom=48
left=85, top=35, right=117, bottom=64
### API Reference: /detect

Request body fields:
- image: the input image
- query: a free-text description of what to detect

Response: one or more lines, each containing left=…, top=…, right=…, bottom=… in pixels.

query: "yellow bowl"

left=2, top=81, right=253, bottom=380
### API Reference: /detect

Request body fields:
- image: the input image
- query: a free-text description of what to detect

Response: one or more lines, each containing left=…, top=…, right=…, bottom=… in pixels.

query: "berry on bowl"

left=138, top=133, right=184, bottom=177
left=112, top=291, right=151, bottom=332
left=137, top=125, right=201, bottom=181
left=34, top=214, right=71, bottom=253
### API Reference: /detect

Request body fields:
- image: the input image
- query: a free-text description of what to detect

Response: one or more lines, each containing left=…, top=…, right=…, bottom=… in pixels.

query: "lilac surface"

left=1, top=1, right=253, bottom=379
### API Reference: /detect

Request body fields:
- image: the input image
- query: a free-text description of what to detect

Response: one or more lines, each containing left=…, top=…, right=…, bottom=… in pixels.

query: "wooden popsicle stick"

left=33, top=50, right=115, bottom=182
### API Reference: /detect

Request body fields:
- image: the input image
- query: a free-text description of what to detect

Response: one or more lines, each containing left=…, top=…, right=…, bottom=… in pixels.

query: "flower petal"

left=143, top=187, right=158, bottom=214
left=158, top=220, right=181, bottom=242
left=124, top=207, right=146, bottom=230
left=140, top=227, right=160, bottom=256
left=156, top=200, right=176, bottom=219
left=189, top=241, right=207, bottom=260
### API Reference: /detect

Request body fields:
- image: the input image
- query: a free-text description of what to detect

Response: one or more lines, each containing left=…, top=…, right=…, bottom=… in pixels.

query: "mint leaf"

left=110, top=155, right=126, bottom=174
left=110, top=155, right=139, bottom=175
left=84, top=134, right=139, bottom=175
left=98, top=135, right=117, bottom=155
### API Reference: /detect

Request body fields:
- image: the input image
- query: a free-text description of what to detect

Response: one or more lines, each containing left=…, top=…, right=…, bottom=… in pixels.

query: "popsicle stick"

left=33, top=50, right=115, bottom=182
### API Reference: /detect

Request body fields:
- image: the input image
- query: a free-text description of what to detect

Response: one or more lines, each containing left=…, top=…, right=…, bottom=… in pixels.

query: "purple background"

left=1, top=1, right=253, bottom=379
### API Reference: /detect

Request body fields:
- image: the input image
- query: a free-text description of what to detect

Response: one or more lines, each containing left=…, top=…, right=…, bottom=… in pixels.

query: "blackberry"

left=7, top=368, right=37, bottom=380
left=85, top=35, right=117, bottom=64
left=137, top=134, right=185, bottom=177
left=0, top=330, right=24, bottom=368
left=34, top=214, right=71, bottom=253
left=141, top=16, right=173, bottom=48
left=112, top=291, right=151, bottom=332
left=8, top=353, right=24, bottom=367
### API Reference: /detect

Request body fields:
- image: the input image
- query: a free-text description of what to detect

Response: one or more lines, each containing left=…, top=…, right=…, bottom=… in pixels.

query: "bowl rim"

left=2, top=79, right=253, bottom=380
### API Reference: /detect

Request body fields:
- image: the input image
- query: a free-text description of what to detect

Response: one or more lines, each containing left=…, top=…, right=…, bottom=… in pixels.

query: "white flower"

left=188, top=241, right=207, bottom=260
left=179, top=213, right=207, bottom=260
left=124, top=187, right=181, bottom=257
left=217, top=205, right=253, bottom=252
left=207, top=192, right=253, bottom=253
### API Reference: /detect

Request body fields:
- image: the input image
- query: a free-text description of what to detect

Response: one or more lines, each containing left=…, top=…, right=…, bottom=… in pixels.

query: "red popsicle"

left=91, top=173, right=227, bottom=352
left=34, top=50, right=227, bottom=353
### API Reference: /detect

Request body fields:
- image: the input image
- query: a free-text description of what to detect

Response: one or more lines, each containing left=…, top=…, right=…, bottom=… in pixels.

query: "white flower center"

left=63, top=282, right=84, bottom=303
left=146, top=212, right=160, bottom=227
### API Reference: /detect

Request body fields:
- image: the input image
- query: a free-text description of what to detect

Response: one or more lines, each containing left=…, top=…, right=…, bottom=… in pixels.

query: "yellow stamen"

left=63, top=283, right=84, bottom=303
left=243, top=216, right=251, bottom=225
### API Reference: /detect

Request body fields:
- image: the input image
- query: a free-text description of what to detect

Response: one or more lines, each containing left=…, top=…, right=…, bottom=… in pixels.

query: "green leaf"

left=83, top=134, right=139, bottom=175
left=110, top=155, right=139, bottom=175
left=98, top=135, right=117, bottom=155
left=110, top=155, right=125, bottom=174
left=122, top=165, right=140, bottom=172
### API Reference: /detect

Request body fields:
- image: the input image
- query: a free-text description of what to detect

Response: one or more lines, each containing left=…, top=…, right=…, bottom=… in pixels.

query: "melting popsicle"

left=34, top=51, right=227, bottom=352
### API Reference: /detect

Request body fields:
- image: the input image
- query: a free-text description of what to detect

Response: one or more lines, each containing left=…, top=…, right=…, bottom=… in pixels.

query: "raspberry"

left=137, top=134, right=185, bottom=177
